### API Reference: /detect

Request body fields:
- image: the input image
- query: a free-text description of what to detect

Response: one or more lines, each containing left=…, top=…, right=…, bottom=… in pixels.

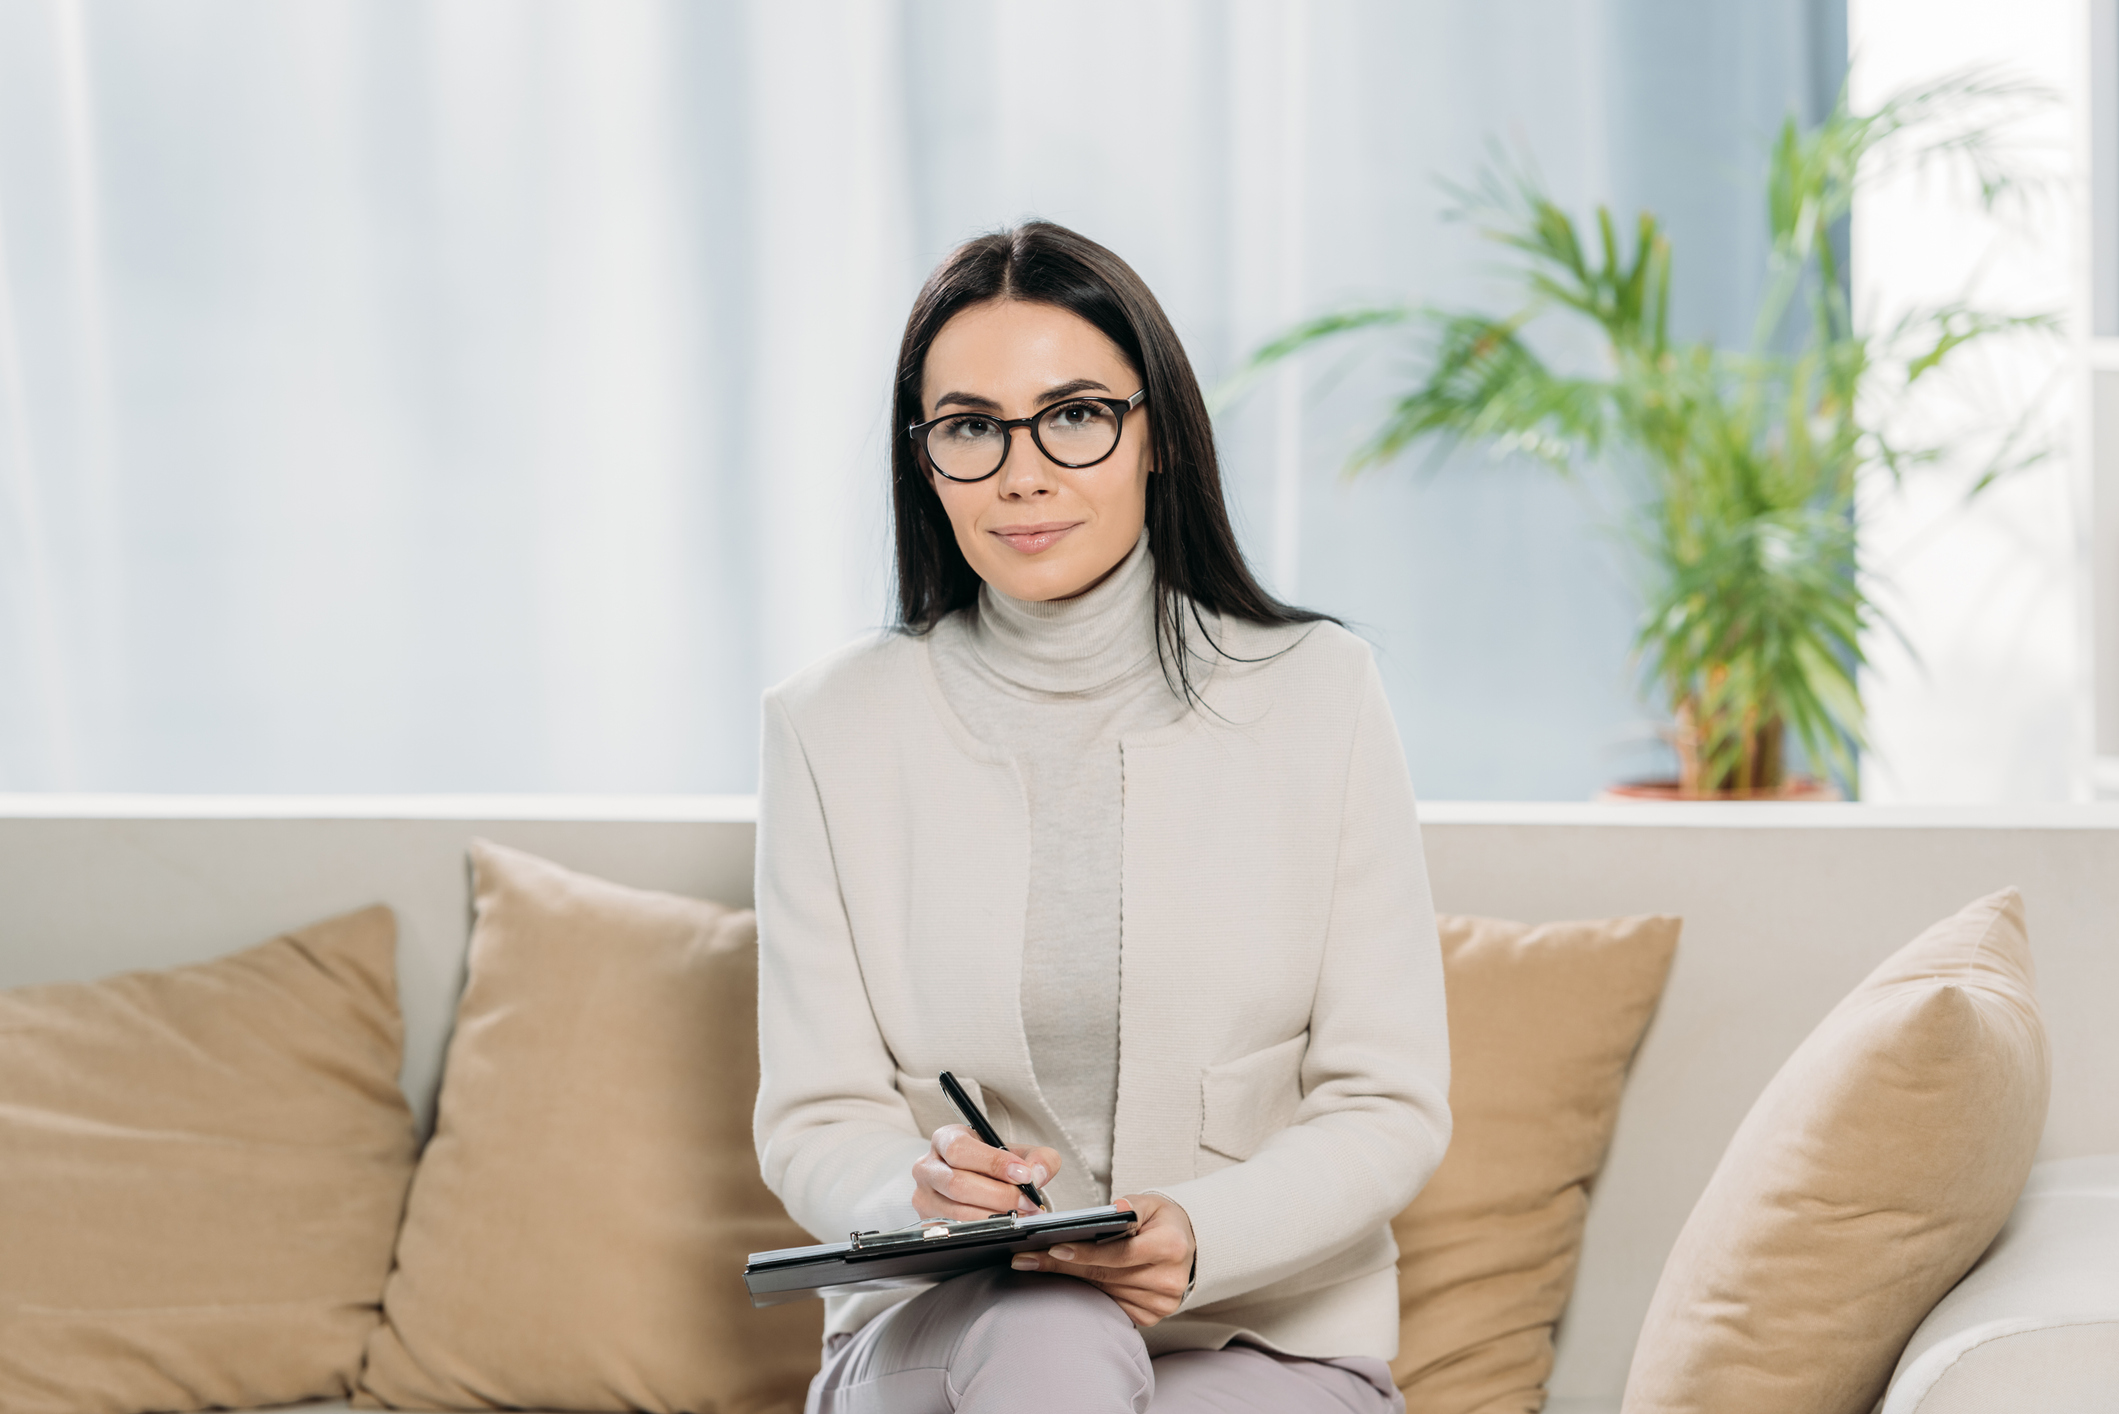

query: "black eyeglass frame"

left=907, top=389, right=1148, bottom=483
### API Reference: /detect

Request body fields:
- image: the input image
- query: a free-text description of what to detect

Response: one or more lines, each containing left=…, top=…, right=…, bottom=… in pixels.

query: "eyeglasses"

left=908, top=389, right=1147, bottom=483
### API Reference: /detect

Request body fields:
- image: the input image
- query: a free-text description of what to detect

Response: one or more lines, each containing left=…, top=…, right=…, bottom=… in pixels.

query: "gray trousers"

left=806, top=1267, right=1405, bottom=1413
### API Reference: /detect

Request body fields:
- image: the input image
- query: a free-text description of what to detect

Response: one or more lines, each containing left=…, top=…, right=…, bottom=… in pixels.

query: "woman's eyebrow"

left=932, top=390, right=1002, bottom=412
left=1038, top=378, right=1111, bottom=403
left=931, top=378, right=1114, bottom=416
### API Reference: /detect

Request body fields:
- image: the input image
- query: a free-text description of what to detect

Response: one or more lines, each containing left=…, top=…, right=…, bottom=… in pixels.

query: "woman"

left=754, top=221, right=1450, bottom=1414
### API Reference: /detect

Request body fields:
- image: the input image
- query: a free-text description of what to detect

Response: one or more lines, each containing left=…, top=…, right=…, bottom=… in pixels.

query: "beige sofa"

left=3, top=796, right=2117, bottom=1412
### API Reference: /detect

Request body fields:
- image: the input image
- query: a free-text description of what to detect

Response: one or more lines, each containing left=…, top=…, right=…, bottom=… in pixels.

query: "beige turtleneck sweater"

left=927, top=534, right=1184, bottom=1195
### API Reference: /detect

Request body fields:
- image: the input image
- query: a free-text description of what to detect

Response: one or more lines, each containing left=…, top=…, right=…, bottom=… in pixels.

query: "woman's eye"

left=940, top=417, right=994, bottom=440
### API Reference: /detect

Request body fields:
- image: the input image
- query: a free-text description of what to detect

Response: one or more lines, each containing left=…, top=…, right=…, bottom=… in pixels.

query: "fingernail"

left=1049, top=1245, right=1076, bottom=1261
left=1030, top=1164, right=1050, bottom=1185
left=1005, top=1163, right=1031, bottom=1182
left=1010, top=1255, right=1039, bottom=1271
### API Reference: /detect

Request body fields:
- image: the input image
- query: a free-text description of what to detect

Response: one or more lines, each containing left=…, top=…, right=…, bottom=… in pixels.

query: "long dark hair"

left=890, top=220, right=1331, bottom=703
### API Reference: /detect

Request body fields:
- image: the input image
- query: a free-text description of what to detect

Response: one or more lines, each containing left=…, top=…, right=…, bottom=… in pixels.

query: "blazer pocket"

left=1199, top=1032, right=1308, bottom=1162
left=895, top=1071, right=1014, bottom=1146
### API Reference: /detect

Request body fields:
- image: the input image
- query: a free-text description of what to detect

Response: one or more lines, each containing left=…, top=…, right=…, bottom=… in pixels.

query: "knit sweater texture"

left=928, top=533, right=1183, bottom=1194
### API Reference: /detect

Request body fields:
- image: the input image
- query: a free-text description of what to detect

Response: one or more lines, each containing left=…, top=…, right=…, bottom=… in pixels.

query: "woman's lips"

left=989, top=522, right=1082, bottom=555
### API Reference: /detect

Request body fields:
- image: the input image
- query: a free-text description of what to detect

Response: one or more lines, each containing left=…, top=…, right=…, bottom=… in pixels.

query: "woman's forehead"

left=923, top=300, right=1133, bottom=403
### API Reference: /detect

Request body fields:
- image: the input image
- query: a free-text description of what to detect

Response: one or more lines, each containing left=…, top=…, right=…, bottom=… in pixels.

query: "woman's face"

left=918, top=299, right=1151, bottom=603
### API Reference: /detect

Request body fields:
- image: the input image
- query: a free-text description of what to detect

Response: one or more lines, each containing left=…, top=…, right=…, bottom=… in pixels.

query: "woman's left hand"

left=1009, top=1192, right=1195, bottom=1327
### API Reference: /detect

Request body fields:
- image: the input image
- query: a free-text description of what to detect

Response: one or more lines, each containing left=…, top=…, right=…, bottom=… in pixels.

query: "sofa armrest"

left=1880, top=1155, right=2119, bottom=1414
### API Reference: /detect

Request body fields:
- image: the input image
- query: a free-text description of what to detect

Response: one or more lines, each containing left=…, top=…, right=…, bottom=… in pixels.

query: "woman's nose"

left=997, top=425, right=1058, bottom=497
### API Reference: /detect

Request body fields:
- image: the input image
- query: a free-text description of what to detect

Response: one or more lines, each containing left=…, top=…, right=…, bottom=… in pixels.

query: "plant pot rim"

left=1599, top=776, right=1842, bottom=803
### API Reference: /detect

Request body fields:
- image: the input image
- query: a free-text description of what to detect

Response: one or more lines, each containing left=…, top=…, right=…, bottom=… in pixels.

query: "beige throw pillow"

left=0, top=906, right=417, bottom=1414
left=1622, top=887, right=2049, bottom=1414
left=1392, top=913, right=1681, bottom=1413
left=357, top=839, right=820, bottom=1413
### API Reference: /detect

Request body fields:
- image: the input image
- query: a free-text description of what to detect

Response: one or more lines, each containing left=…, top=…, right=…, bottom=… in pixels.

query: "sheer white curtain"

left=1850, top=0, right=2087, bottom=802
left=0, top=0, right=1841, bottom=796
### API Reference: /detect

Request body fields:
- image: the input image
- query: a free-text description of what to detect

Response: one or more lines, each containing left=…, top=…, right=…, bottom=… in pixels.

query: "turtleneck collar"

left=968, top=533, right=1159, bottom=695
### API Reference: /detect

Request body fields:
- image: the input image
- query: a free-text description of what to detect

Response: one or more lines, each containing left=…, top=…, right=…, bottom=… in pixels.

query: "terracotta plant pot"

left=1598, top=776, right=1842, bottom=803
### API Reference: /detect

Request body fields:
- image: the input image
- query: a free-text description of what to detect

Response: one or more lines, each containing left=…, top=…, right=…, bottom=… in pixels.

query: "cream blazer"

left=752, top=613, right=1451, bottom=1359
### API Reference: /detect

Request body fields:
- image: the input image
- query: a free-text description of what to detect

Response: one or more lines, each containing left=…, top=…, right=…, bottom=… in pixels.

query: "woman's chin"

left=977, top=557, right=1102, bottom=604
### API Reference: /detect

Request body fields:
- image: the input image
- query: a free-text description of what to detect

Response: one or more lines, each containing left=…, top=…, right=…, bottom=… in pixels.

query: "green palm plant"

left=1232, top=73, right=2054, bottom=796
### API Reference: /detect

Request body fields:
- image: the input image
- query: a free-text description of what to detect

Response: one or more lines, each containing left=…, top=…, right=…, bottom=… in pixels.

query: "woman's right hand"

left=912, top=1125, right=1062, bottom=1220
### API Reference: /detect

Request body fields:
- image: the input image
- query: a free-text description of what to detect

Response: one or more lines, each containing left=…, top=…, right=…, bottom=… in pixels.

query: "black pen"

left=938, top=1070, right=1049, bottom=1212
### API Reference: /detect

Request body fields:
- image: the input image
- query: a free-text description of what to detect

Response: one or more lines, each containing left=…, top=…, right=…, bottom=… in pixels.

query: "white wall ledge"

left=0, top=794, right=762, bottom=822
left=1418, top=801, right=2119, bottom=829
left=4, top=795, right=2119, bottom=829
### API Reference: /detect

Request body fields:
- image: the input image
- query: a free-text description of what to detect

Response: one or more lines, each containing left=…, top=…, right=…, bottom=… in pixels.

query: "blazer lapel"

left=1109, top=719, right=1222, bottom=1200
left=905, top=637, right=1105, bottom=1194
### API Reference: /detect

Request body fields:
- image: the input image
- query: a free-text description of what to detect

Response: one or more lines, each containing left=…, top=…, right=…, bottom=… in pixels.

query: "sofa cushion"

left=1622, top=887, right=2049, bottom=1414
left=0, top=906, right=416, bottom=1414
left=355, top=840, right=819, bottom=1413
left=1879, top=1153, right=2119, bottom=1413
left=1392, top=913, right=1681, bottom=1413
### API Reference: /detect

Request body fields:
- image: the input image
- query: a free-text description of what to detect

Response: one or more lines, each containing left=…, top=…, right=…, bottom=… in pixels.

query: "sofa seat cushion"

left=272, top=1407, right=572, bottom=1414
left=269, top=1406, right=574, bottom=1414
left=1880, top=1154, right=2119, bottom=1413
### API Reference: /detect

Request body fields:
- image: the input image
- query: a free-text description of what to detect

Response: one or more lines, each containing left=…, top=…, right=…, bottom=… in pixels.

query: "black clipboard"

left=743, top=1205, right=1138, bottom=1307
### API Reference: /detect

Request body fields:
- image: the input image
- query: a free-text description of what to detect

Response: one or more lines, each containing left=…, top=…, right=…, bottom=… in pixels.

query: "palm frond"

left=1208, top=305, right=1415, bottom=413
left=1895, top=305, right=2059, bottom=382
left=1345, top=311, right=1611, bottom=475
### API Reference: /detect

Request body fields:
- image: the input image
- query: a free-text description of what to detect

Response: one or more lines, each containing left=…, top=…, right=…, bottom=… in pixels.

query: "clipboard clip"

left=849, top=1214, right=1021, bottom=1252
